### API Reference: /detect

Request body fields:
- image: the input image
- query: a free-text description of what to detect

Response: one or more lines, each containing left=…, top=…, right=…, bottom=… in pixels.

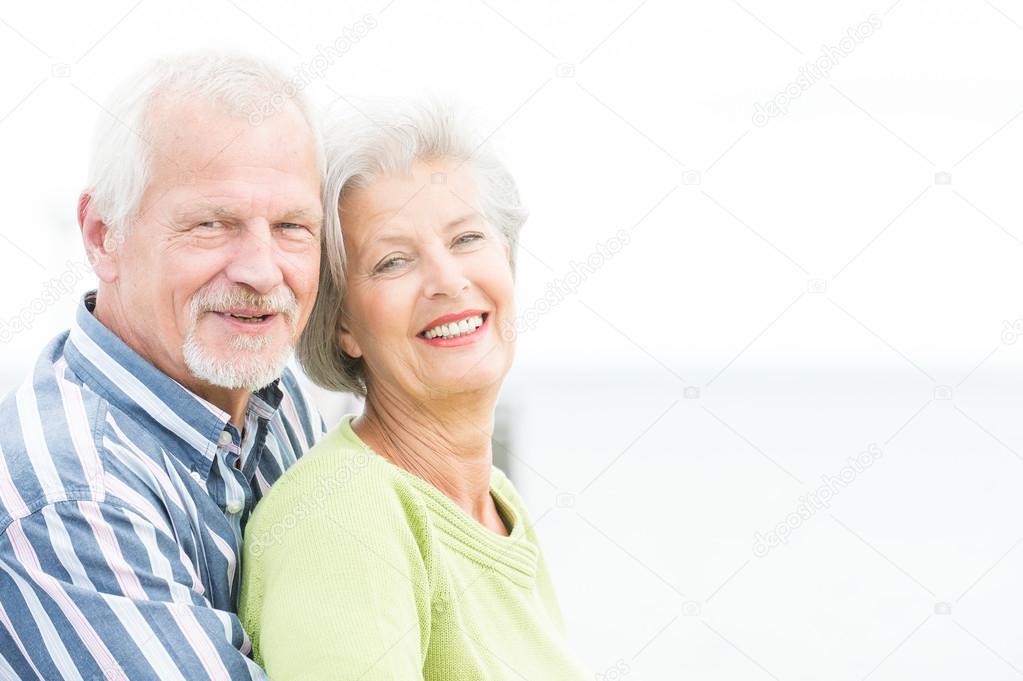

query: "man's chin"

left=183, top=336, right=293, bottom=392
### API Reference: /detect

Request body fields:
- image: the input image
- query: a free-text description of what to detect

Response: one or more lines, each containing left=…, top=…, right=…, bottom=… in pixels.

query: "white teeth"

left=424, top=314, right=484, bottom=339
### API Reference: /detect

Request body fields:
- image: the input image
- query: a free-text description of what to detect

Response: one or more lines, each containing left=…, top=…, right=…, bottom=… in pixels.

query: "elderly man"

left=0, top=53, right=330, bottom=678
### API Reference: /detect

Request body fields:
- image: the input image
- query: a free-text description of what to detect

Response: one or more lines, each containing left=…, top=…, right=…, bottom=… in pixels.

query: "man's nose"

left=223, top=223, right=284, bottom=295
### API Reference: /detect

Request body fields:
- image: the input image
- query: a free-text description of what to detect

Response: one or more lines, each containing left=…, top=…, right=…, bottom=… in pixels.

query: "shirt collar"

left=63, top=291, right=284, bottom=476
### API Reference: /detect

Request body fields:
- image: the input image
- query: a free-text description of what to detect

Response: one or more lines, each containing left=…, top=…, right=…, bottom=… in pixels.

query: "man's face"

left=107, top=97, right=322, bottom=393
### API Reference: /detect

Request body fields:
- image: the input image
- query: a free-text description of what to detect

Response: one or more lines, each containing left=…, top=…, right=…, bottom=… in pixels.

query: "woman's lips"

left=417, top=309, right=489, bottom=336
left=417, top=313, right=490, bottom=348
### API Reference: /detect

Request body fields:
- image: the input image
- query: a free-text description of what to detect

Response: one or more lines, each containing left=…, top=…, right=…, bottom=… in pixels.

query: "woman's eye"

left=375, top=256, right=408, bottom=273
left=454, top=232, right=484, bottom=246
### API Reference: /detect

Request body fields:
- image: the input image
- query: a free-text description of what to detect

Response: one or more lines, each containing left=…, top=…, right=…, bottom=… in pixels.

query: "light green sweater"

left=239, top=414, right=589, bottom=680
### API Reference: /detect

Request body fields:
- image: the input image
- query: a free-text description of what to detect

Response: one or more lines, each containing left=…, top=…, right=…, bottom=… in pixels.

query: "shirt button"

left=218, top=431, right=233, bottom=447
left=226, top=500, right=244, bottom=514
left=190, top=471, right=202, bottom=483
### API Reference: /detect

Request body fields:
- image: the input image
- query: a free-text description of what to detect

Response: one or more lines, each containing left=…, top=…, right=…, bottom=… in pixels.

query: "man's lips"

left=225, top=309, right=269, bottom=318
left=209, top=310, right=281, bottom=331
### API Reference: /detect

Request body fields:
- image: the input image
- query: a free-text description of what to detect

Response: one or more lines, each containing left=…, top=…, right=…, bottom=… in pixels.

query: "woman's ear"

left=78, top=192, right=121, bottom=283
left=338, top=321, right=363, bottom=359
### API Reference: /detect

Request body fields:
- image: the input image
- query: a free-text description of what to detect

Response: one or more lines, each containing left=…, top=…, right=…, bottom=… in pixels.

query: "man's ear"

left=78, top=192, right=121, bottom=283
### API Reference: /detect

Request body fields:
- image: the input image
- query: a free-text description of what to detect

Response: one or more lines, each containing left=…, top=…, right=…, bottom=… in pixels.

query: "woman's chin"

left=419, top=363, right=508, bottom=399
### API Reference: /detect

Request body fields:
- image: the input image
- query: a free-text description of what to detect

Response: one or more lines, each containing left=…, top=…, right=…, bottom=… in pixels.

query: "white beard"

left=182, top=284, right=298, bottom=391
left=182, top=329, right=291, bottom=391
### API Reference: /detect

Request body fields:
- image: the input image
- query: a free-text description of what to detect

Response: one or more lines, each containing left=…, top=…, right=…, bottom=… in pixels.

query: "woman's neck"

left=352, top=387, right=508, bottom=536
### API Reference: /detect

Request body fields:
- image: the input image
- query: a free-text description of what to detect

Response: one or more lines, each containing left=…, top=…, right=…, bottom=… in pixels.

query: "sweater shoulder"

left=244, top=419, right=433, bottom=554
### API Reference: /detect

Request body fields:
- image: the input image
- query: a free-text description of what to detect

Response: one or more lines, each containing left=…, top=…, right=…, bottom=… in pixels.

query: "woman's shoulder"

left=239, top=416, right=438, bottom=669
left=268, top=415, right=378, bottom=488
left=246, top=414, right=424, bottom=543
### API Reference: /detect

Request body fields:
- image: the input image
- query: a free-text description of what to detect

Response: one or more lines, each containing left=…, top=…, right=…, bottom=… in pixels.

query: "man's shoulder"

left=269, top=367, right=326, bottom=454
left=0, top=332, right=187, bottom=534
left=0, top=332, right=113, bottom=530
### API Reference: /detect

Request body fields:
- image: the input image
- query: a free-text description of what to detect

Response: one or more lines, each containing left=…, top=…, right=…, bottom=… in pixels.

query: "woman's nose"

left=422, top=249, right=470, bottom=299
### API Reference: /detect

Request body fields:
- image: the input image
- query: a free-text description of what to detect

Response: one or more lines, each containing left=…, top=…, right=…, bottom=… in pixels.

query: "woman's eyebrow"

left=369, top=231, right=415, bottom=245
left=370, top=214, right=478, bottom=242
left=444, top=213, right=481, bottom=229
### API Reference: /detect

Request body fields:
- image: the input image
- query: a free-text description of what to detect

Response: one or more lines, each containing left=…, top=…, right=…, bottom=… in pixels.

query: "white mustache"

left=189, top=285, right=298, bottom=322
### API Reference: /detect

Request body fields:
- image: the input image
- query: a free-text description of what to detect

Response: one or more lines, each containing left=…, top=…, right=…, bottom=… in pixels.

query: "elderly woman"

left=238, top=102, right=588, bottom=680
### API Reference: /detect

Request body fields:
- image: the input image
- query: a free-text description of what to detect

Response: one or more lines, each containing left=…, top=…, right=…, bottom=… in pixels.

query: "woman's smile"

left=330, top=157, right=517, bottom=397
left=417, top=311, right=491, bottom=348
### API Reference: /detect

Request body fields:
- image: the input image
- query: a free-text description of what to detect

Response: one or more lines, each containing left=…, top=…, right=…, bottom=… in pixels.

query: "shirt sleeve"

left=239, top=463, right=432, bottom=681
left=0, top=499, right=267, bottom=680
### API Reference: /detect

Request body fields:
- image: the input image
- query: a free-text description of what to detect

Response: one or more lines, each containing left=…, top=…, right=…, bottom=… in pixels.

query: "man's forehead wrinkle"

left=146, top=106, right=250, bottom=179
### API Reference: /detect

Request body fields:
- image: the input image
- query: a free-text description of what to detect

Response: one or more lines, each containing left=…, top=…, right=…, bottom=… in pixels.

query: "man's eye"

left=278, top=222, right=303, bottom=230
left=197, top=221, right=226, bottom=229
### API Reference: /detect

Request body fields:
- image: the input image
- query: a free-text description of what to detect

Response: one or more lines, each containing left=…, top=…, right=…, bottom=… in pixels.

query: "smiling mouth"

left=214, top=311, right=278, bottom=325
left=418, top=313, right=489, bottom=340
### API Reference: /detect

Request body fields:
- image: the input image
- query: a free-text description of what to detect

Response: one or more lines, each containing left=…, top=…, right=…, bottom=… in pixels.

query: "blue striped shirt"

left=0, top=291, right=325, bottom=679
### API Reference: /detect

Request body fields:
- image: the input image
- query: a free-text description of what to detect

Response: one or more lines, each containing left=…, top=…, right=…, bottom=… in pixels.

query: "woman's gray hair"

left=86, top=51, right=323, bottom=236
left=298, top=100, right=528, bottom=396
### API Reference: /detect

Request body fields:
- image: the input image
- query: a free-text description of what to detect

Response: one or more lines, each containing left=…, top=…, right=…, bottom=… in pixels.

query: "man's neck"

left=192, top=385, right=251, bottom=430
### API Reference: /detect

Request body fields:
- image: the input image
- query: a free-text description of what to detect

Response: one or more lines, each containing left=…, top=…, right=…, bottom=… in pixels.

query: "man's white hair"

left=85, top=51, right=324, bottom=235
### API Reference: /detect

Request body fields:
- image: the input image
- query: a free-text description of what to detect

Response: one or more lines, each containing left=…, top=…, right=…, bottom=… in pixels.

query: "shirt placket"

left=215, top=426, right=250, bottom=517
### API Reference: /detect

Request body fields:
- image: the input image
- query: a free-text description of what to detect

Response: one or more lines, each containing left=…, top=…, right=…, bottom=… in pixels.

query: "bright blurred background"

left=2, top=0, right=1023, bottom=678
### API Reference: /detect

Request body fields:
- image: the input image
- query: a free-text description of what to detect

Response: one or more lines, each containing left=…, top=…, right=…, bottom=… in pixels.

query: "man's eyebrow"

left=174, top=205, right=323, bottom=225
left=277, top=208, right=323, bottom=225
left=174, top=205, right=233, bottom=223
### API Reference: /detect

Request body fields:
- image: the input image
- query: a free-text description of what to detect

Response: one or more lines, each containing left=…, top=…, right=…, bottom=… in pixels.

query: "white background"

left=2, top=0, right=1023, bottom=678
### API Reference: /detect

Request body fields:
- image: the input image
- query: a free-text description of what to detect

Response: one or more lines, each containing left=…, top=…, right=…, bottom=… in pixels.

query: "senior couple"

left=0, top=52, right=587, bottom=679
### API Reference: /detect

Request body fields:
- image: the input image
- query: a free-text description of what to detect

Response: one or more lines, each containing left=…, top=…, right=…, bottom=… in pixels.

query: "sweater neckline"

left=338, top=414, right=539, bottom=586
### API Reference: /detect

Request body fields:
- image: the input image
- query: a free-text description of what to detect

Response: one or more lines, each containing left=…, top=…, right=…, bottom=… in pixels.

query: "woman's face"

left=337, top=159, right=516, bottom=402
